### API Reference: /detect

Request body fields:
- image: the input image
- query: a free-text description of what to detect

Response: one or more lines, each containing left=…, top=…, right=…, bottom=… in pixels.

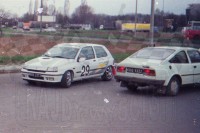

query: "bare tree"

left=71, top=4, right=94, bottom=24
left=189, top=4, right=200, bottom=21
left=154, top=8, right=163, bottom=27
left=0, top=9, right=10, bottom=20
left=21, top=13, right=34, bottom=22
left=0, top=8, right=10, bottom=36
left=48, top=4, right=56, bottom=15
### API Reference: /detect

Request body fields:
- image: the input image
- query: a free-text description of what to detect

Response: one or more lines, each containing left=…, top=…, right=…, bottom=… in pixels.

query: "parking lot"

left=0, top=73, right=199, bottom=133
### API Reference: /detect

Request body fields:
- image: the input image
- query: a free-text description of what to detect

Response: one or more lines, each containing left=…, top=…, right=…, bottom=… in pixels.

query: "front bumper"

left=115, top=75, right=165, bottom=86
left=21, top=70, right=63, bottom=83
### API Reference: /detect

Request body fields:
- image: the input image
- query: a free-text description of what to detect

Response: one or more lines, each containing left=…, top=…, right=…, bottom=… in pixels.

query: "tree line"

left=1, top=3, right=200, bottom=30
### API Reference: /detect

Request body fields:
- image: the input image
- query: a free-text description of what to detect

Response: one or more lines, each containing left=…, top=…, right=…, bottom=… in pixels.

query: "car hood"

left=24, top=57, right=74, bottom=70
left=119, top=57, right=163, bottom=68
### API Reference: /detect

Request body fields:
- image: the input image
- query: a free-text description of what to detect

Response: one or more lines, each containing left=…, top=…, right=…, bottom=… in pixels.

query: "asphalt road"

left=0, top=73, right=200, bottom=133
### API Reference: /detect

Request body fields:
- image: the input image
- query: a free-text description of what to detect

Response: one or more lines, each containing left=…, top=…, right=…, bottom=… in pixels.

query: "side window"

left=188, top=50, right=200, bottom=63
left=94, top=46, right=108, bottom=58
left=79, top=46, right=95, bottom=60
left=169, top=51, right=189, bottom=64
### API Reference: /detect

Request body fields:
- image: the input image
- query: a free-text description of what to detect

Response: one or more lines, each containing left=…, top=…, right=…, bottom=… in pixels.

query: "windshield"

left=131, top=47, right=175, bottom=60
left=44, top=46, right=79, bottom=59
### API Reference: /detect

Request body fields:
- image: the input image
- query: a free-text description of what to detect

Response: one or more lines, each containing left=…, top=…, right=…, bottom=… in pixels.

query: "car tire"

left=166, top=77, right=180, bottom=96
left=101, top=66, right=113, bottom=81
left=61, top=71, right=73, bottom=88
left=127, top=85, right=138, bottom=92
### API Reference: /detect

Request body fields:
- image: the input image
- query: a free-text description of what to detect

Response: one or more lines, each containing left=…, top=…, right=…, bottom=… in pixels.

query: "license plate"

left=29, top=73, right=41, bottom=78
left=127, top=68, right=143, bottom=74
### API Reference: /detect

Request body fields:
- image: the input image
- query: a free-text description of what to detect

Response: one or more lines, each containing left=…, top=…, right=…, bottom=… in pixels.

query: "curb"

left=0, top=65, right=22, bottom=74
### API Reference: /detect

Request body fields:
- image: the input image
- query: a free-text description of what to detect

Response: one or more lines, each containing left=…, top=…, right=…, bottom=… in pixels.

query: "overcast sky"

left=0, top=0, right=199, bottom=17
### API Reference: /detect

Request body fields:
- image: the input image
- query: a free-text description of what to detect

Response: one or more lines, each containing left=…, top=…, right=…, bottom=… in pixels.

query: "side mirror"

left=78, top=57, right=86, bottom=62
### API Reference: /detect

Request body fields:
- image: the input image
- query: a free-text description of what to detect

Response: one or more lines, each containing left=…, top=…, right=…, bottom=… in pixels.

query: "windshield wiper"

left=52, top=56, right=65, bottom=58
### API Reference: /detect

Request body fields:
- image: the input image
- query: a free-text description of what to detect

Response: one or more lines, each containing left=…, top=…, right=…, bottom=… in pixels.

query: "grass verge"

left=112, top=53, right=132, bottom=63
left=0, top=53, right=132, bottom=65
left=0, top=55, right=39, bottom=64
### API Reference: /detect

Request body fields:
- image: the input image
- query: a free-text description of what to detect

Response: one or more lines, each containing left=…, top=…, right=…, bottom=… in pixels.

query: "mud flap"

left=112, top=65, right=116, bottom=76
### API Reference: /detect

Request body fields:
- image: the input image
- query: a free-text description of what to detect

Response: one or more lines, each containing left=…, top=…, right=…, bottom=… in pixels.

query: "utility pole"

left=64, top=0, right=70, bottom=16
left=162, top=0, right=164, bottom=30
left=34, top=0, right=38, bottom=21
left=29, top=0, right=33, bottom=15
left=134, top=0, right=138, bottom=38
left=40, top=0, right=43, bottom=33
left=150, top=0, right=155, bottom=46
left=163, top=0, right=164, bottom=14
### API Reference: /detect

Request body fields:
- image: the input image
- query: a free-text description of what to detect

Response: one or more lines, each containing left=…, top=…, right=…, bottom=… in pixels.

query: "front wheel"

left=166, top=77, right=180, bottom=96
left=101, top=66, right=113, bottom=81
left=61, top=71, right=73, bottom=88
left=26, top=80, right=36, bottom=85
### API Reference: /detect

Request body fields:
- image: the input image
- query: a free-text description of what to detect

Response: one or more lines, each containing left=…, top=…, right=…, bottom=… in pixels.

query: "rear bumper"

left=115, top=75, right=165, bottom=86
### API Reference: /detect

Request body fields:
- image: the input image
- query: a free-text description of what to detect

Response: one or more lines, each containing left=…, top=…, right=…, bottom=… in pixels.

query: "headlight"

left=47, top=67, right=58, bottom=72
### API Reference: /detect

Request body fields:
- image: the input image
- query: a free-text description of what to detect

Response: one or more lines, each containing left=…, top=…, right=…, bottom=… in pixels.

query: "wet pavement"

left=0, top=73, right=199, bottom=133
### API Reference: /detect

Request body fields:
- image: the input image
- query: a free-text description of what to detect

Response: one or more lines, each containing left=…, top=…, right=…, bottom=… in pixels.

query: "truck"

left=183, top=21, right=200, bottom=41
left=121, top=23, right=150, bottom=32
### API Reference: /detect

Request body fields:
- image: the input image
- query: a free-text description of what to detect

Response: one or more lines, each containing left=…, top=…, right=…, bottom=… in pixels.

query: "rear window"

left=131, top=47, right=175, bottom=60
left=94, top=46, right=108, bottom=58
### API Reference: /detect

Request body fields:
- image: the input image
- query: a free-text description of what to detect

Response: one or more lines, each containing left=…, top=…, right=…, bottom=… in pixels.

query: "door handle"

left=194, top=66, right=197, bottom=68
left=93, top=60, right=96, bottom=62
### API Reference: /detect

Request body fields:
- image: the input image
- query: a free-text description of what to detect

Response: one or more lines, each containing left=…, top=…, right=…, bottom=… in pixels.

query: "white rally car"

left=115, top=46, right=200, bottom=96
left=21, top=43, right=115, bottom=87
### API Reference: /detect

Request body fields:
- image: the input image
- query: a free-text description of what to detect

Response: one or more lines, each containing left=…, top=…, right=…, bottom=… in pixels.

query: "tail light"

left=117, top=66, right=126, bottom=73
left=143, top=69, right=156, bottom=76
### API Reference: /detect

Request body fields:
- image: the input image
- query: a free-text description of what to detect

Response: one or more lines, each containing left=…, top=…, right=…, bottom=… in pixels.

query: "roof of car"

left=147, top=46, right=197, bottom=51
left=55, top=43, right=103, bottom=48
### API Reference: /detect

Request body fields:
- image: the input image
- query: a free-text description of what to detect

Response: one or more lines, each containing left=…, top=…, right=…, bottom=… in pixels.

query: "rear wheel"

left=127, top=85, right=138, bottom=92
left=61, top=71, right=73, bottom=88
left=166, top=77, right=180, bottom=96
left=101, top=66, right=113, bottom=81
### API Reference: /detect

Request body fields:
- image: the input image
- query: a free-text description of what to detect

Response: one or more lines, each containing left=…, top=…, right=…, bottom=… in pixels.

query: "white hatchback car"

left=21, top=43, right=114, bottom=87
left=115, top=46, right=200, bottom=96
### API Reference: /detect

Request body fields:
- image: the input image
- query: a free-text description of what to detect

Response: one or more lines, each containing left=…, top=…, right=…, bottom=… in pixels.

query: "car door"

left=169, top=51, right=193, bottom=85
left=187, top=50, right=200, bottom=84
left=76, top=46, right=98, bottom=79
left=93, top=46, right=110, bottom=75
